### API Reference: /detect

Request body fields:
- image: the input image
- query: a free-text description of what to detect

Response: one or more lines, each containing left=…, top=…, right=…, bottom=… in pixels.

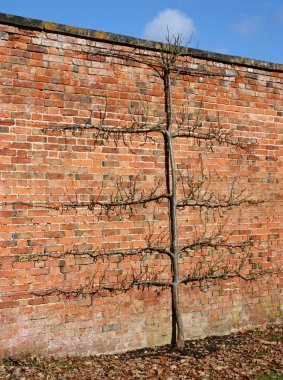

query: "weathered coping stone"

left=0, top=12, right=282, bottom=72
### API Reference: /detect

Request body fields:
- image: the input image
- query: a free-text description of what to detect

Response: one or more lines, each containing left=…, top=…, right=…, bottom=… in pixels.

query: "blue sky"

left=1, top=0, right=283, bottom=63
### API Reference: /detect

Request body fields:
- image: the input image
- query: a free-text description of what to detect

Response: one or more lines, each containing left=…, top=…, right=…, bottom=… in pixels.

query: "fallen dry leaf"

left=0, top=323, right=282, bottom=379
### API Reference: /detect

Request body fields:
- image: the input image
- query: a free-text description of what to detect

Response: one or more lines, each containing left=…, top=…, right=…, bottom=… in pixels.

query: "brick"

left=0, top=17, right=282, bottom=359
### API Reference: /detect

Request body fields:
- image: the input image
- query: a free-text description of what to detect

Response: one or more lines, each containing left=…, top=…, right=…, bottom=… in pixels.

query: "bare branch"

left=180, top=236, right=254, bottom=254
left=177, top=196, right=263, bottom=210
left=21, top=245, right=173, bottom=262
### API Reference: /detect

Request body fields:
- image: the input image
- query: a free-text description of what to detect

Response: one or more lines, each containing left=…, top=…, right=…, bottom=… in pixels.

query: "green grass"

left=266, top=333, right=283, bottom=342
left=257, top=367, right=283, bottom=380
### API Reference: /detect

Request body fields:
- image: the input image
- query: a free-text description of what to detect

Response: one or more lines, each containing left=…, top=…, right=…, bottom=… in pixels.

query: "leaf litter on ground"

left=0, top=323, right=282, bottom=379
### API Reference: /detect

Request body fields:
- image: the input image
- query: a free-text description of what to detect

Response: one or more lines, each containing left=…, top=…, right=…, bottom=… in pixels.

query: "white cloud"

left=143, top=9, right=196, bottom=43
left=233, top=15, right=263, bottom=38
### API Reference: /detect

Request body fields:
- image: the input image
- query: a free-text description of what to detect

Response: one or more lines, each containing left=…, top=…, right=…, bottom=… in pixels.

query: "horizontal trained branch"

left=180, top=237, right=254, bottom=253
left=177, top=197, right=263, bottom=209
left=0, top=193, right=169, bottom=212
left=179, top=268, right=277, bottom=285
left=19, top=245, right=173, bottom=262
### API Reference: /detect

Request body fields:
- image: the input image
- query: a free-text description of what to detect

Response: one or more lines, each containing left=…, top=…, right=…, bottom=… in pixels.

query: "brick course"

left=0, top=14, right=282, bottom=356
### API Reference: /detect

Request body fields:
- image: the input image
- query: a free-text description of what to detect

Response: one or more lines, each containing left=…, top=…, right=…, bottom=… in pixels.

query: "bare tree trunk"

left=164, top=69, right=185, bottom=349
left=172, top=280, right=185, bottom=349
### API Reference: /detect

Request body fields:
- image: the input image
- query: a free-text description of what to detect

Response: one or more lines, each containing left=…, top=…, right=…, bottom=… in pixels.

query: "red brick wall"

left=0, top=16, right=282, bottom=357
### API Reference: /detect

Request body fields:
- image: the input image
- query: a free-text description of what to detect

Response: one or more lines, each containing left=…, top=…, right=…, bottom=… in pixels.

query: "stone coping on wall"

left=0, top=12, right=283, bottom=73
